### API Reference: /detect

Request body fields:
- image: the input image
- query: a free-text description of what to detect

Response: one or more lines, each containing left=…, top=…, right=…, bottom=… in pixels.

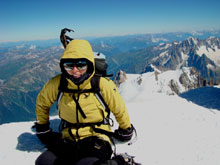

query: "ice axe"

left=60, top=28, right=74, bottom=48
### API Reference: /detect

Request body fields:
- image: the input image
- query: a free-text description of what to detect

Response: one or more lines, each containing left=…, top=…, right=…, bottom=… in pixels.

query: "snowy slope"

left=1, top=71, right=220, bottom=165
left=119, top=67, right=198, bottom=98
left=196, top=37, right=220, bottom=67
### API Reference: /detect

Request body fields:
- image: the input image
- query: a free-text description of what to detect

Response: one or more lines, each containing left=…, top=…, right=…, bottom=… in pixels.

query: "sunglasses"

left=63, top=60, right=88, bottom=71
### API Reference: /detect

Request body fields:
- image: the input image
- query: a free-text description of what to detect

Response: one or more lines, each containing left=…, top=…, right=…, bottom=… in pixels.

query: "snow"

left=1, top=70, right=220, bottom=165
left=151, top=37, right=168, bottom=43
left=196, top=45, right=220, bottom=67
left=207, top=63, right=215, bottom=69
left=29, top=45, right=36, bottom=50
left=191, top=31, right=204, bottom=36
left=93, top=52, right=106, bottom=59
left=16, top=44, right=25, bottom=49
left=152, top=50, right=170, bottom=65
left=159, top=50, right=168, bottom=57
left=0, top=122, right=41, bottom=164
left=178, top=52, right=189, bottom=68
left=0, top=79, right=5, bottom=86
left=119, top=68, right=194, bottom=98
left=187, top=37, right=199, bottom=45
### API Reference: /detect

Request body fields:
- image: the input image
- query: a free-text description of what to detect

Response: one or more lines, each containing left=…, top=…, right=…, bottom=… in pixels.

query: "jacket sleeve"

left=35, top=75, right=60, bottom=124
left=100, top=78, right=131, bottom=130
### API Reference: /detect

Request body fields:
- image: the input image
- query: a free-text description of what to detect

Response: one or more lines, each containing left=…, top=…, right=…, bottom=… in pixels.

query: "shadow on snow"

left=16, top=118, right=61, bottom=152
left=179, top=86, right=220, bottom=111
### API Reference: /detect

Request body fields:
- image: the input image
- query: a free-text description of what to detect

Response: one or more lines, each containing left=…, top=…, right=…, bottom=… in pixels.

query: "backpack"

left=57, top=28, right=114, bottom=136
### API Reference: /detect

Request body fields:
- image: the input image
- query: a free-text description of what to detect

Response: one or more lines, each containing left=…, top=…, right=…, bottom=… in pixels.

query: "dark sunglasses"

left=63, top=60, right=88, bottom=71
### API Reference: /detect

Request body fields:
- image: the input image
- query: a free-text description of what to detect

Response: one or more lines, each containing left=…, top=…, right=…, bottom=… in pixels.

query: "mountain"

left=108, top=37, right=220, bottom=82
left=146, top=37, right=220, bottom=81
left=1, top=72, right=220, bottom=165
left=90, top=30, right=220, bottom=53
left=0, top=39, right=61, bottom=48
left=2, top=29, right=220, bottom=55
left=0, top=45, right=63, bottom=124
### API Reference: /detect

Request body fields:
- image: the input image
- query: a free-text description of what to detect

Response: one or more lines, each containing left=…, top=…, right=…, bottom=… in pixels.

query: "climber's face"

left=63, top=60, right=88, bottom=78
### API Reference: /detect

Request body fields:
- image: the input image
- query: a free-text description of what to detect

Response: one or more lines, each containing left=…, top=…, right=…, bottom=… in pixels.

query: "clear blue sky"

left=0, top=0, right=220, bottom=42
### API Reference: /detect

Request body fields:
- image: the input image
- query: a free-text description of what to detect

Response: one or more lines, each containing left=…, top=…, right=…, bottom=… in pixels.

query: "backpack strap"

left=90, top=75, right=111, bottom=118
left=57, top=74, right=114, bottom=136
left=57, top=74, right=87, bottom=119
left=57, top=74, right=111, bottom=120
left=56, top=74, right=66, bottom=109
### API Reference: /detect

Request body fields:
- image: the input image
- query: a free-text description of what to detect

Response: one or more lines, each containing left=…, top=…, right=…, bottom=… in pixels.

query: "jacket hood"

left=61, top=39, right=94, bottom=65
left=60, top=39, right=95, bottom=87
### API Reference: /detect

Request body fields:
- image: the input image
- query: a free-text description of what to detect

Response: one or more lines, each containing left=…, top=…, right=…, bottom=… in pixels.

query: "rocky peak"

left=179, top=67, right=200, bottom=90
left=168, top=67, right=201, bottom=95
left=206, top=37, right=220, bottom=49
left=186, top=37, right=200, bottom=45
left=180, top=37, right=201, bottom=53
left=114, top=70, right=127, bottom=87
left=147, top=37, right=220, bottom=81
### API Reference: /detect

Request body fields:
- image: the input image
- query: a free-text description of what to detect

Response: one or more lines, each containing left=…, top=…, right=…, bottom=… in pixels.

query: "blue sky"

left=0, top=0, right=220, bottom=42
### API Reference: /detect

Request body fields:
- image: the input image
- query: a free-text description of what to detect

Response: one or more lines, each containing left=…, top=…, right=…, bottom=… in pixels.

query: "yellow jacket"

left=35, top=39, right=131, bottom=142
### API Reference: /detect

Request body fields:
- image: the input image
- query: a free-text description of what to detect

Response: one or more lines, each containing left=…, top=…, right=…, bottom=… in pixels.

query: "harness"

left=56, top=74, right=115, bottom=141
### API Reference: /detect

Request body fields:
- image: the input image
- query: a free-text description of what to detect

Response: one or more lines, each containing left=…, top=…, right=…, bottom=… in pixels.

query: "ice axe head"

left=60, top=28, right=74, bottom=48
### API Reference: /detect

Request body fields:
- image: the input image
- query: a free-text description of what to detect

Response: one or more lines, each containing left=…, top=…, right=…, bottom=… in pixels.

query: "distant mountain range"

left=0, top=30, right=220, bottom=124
left=145, top=37, right=220, bottom=80
left=0, top=45, right=63, bottom=124
left=1, top=29, right=220, bottom=51
left=108, top=37, right=220, bottom=82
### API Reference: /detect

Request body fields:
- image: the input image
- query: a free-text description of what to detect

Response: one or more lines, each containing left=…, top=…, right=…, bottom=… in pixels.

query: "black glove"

left=35, top=122, right=61, bottom=147
left=112, top=155, right=128, bottom=165
left=112, top=153, right=135, bottom=165
left=114, top=124, right=134, bottom=142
